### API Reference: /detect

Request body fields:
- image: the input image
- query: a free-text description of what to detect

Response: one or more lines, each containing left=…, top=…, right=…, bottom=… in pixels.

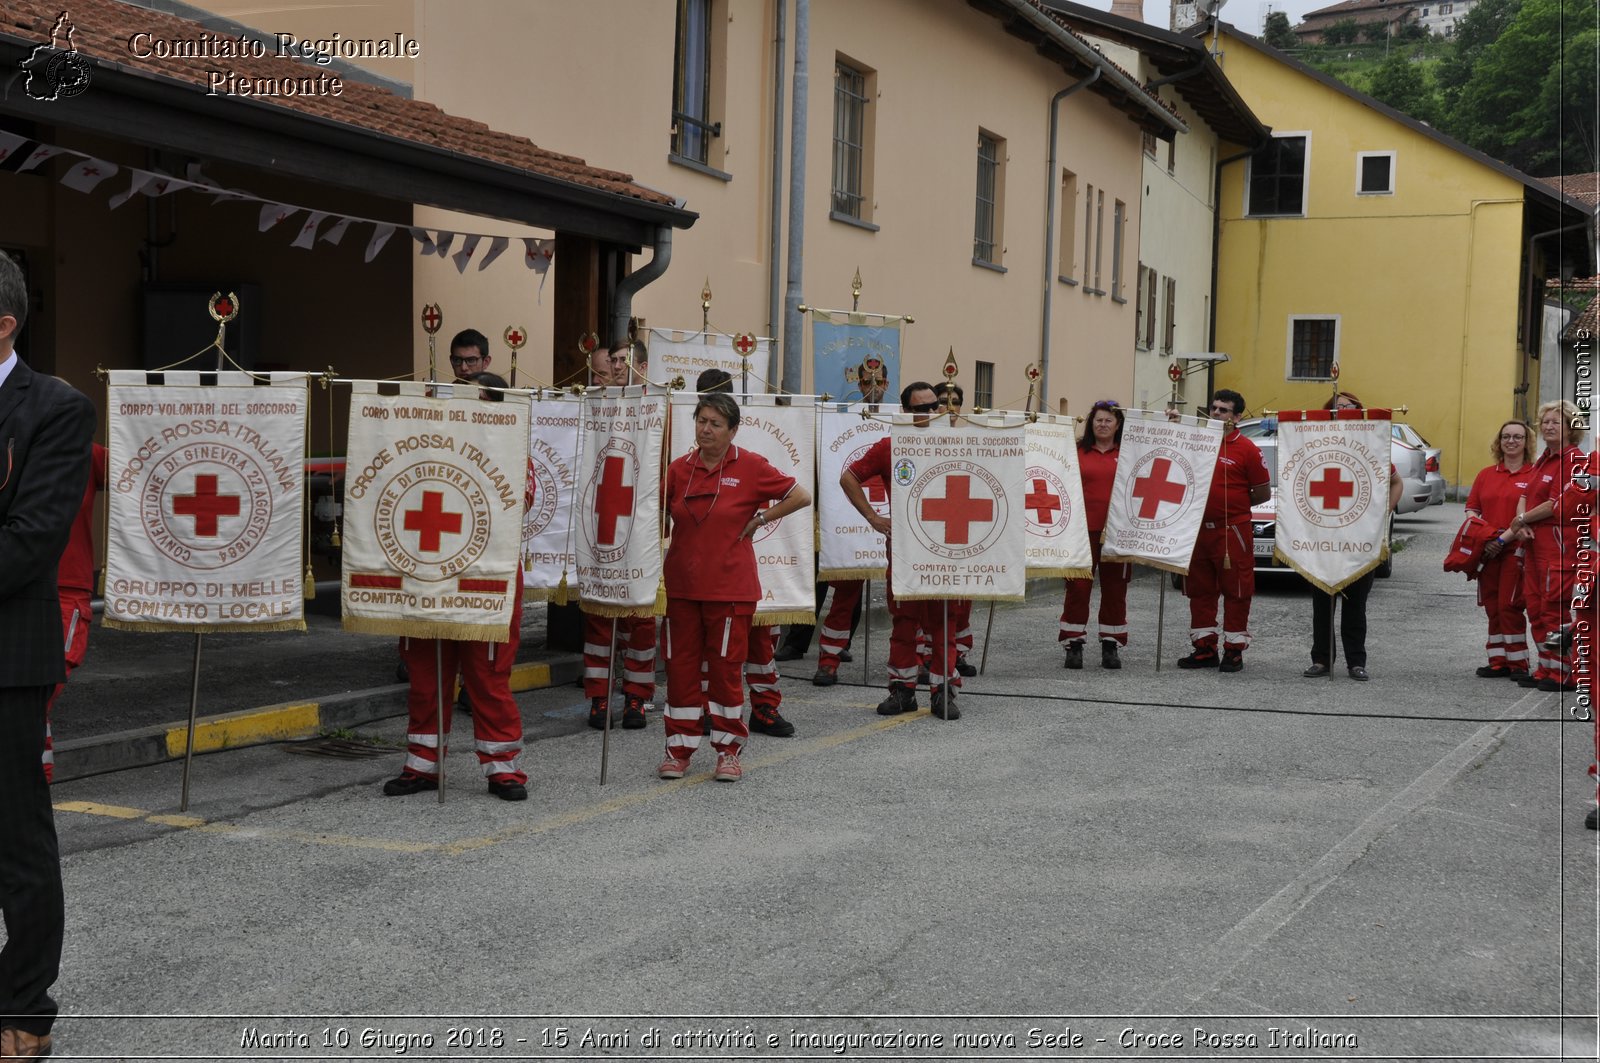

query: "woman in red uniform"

left=1059, top=400, right=1130, bottom=669
left=1506, top=400, right=1586, bottom=691
left=1465, top=420, right=1534, bottom=679
left=658, top=393, right=811, bottom=783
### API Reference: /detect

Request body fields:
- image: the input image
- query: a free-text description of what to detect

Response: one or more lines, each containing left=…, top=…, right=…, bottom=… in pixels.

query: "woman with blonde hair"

left=1504, top=399, right=1587, bottom=690
left=1464, top=419, right=1534, bottom=679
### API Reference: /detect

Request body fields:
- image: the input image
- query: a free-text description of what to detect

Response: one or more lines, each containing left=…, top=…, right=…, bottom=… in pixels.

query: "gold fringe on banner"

left=103, top=618, right=307, bottom=635
left=340, top=616, right=506, bottom=641
left=1101, top=555, right=1192, bottom=577
left=753, top=608, right=819, bottom=626
left=654, top=578, right=667, bottom=616
left=818, top=567, right=887, bottom=582
left=577, top=600, right=659, bottom=620
left=523, top=586, right=553, bottom=604
left=552, top=571, right=570, bottom=606
left=1026, top=566, right=1093, bottom=580
left=1273, top=545, right=1389, bottom=596
left=890, top=592, right=1026, bottom=604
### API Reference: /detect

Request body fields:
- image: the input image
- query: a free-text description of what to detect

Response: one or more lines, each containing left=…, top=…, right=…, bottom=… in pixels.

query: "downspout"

left=1207, top=144, right=1264, bottom=404
left=611, top=225, right=674, bottom=350
left=766, top=0, right=787, bottom=384
left=1037, top=67, right=1100, bottom=412
left=780, top=0, right=808, bottom=395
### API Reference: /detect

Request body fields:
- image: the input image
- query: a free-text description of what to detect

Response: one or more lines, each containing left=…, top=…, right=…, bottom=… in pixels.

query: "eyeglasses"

left=908, top=402, right=940, bottom=414
left=1500, top=433, right=1527, bottom=441
left=1335, top=403, right=1361, bottom=410
left=448, top=354, right=484, bottom=367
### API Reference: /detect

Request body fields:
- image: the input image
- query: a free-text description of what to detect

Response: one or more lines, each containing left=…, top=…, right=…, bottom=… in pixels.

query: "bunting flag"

left=808, top=309, right=906, bottom=400
left=59, top=159, right=116, bottom=193
left=522, top=390, right=582, bottom=602
left=290, top=211, right=328, bottom=249
left=433, top=231, right=456, bottom=257
left=320, top=216, right=352, bottom=246
left=451, top=234, right=482, bottom=274
left=523, top=237, right=554, bottom=272
left=648, top=329, right=771, bottom=390
left=341, top=382, right=531, bottom=641
left=1023, top=415, right=1093, bottom=579
left=410, top=227, right=437, bottom=256
left=478, top=236, right=510, bottom=271
left=102, top=372, right=309, bottom=633
left=574, top=386, right=666, bottom=617
left=1100, top=409, right=1223, bottom=574
left=669, top=393, right=816, bottom=623
left=816, top=403, right=890, bottom=581
left=365, top=224, right=397, bottom=262
left=13, top=144, right=68, bottom=173
left=1273, top=408, right=1393, bottom=592
left=258, top=203, right=296, bottom=232
left=889, top=412, right=1027, bottom=602
left=106, top=170, right=155, bottom=210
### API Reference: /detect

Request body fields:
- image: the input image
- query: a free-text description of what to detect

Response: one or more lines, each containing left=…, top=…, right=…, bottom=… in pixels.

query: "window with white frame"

left=1110, top=200, right=1126, bottom=299
left=832, top=58, right=874, bottom=221
left=1356, top=151, right=1395, bottom=195
left=1134, top=262, right=1148, bottom=346
left=1287, top=316, right=1339, bottom=379
left=671, top=0, right=718, bottom=166
left=1092, top=189, right=1105, bottom=294
left=1247, top=134, right=1308, bottom=217
left=974, top=130, right=1004, bottom=265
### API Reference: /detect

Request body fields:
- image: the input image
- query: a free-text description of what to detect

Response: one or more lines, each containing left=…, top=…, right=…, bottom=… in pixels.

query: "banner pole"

left=600, top=618, right=619, bottom=785
left=978, top=599, right=996, bottom=676
left=862, top=579, right=872, bottom=687
left=938, top=597, right=950, bottom=719
left=1328, top=593, right=1338, bottom=680
left=179, top=634, right=202, bottom=812
left=1155, top=575, right=1166, bottom=674
left=435, top=640, right=446, bottom=803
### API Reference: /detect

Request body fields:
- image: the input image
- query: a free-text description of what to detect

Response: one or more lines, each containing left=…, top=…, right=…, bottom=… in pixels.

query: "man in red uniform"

left=935, top=382, right=979, bottom=678
left=42, top=443, right=105, bottom=782
left=381, top=372, right=528, bottom=801
left=841, top=381, right=963, bottom=719
left=581, top=342, right=657, bottom=729
left=1180, top=389, right=1271, bottom=672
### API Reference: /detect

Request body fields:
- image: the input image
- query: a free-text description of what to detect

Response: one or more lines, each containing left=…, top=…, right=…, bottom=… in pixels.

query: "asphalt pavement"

left=30, top=501, right=1600, bottom=1061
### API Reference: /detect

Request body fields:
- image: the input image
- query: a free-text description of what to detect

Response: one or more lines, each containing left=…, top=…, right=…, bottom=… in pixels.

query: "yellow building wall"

left=1212, top=33, right=1528, bottom=487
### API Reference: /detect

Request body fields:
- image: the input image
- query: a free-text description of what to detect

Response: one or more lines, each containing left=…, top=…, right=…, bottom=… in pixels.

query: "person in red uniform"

left=1179, top=389, right=1271, bottom=672
left=1548, top=447, right=1600, bottom=828
left=1465, top=419, right=1534, bottom=679
left=934, top=381, right=980, bottom=679
left=582, top=342, right=658, bottom=730
left=1505, top=399, right=1586, bottom=691
left=841, top=381, right=965, bottom=719
left=1060, top=400, right=1130, bottom=670
left=658, top=393, right=811, bottom=782
left=381, top=372, right=528, bottom=801
left=42, top=442, right=106, bottom=782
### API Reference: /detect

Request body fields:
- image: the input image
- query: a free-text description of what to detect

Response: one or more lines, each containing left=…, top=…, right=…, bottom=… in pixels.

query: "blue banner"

left=811, top=317, right=903, bottom=403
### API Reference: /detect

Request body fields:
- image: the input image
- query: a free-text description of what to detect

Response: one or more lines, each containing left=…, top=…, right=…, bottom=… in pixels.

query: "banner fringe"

left=552, top=571, right=570, bottom=606
left=340, top=616, right=506, bottom=642
left=753, top=608, right=818, bottom=625
left=819, top=567, right=887, bottom=582
left=1028, top=566, right=1093, bottom=580
left=522, top=586, right=553, bottom=604
left=890, top=592, right=1027, bottom=603
left=102, top=617, right=307, bottom=635
left=578, top=600, right=659, bottom=619
left=1273, top=545, right=1388, bottom=594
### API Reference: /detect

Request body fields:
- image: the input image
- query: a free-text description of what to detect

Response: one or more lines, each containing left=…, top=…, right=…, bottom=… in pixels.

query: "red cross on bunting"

left=403, top=490, right=463, bottom=553
left=920, top=474, right=994, bottom=546
left=594, top=456, right=635, bottom=546
left=1308, top=466, right=1355, bottom=510
left=172, top=474, right=241, bottom=537
left=1025, top=478, right=1062, bottom=525
left=1132, top=458, right=1186, bottom=519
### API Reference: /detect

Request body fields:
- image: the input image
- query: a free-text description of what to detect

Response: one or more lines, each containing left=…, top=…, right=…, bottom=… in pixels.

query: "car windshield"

left=1236, top=418, right=1277, bottom=439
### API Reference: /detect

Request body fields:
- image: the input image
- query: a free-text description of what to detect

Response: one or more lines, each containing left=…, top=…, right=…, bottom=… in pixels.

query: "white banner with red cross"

left=889, top=412, right=1028, bottom=602
left=575, top=385, right=667, bottom=618
left=104, top=372, right=309, bottom=633
left=521, top=390, right=581, bottom=602
left=669, top=393, right=816, bottom=624
left=817, top=403, right=891, bottom=581
left=341, top=381, right=531, bottom=641
left=1100, top=409, right=1223, bottom=574
left=1273, top=408, right=1393, bottom=592
left=1023, top=415, right=1094, bottom=579
left=648, top=328, right=772, bottom=391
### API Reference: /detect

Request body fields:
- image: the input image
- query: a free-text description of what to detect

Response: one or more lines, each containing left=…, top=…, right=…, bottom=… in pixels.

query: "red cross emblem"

left=503, top=325, right=527, bottom=349
left=1025, top=478, right=1062, bottom=525
left=420, top=304, right=442, bottom=334
left=1308, top=466, right=1355, bottom=511
left=403, top=490, right=463, bottom=553
left=594, top=456, right=635, bottom=546
left=1167, top=363, right=1184, bottom=382
left=1132, top=457, right=1187, bottom=519
left=733, top=332, right=757, bottom=356
left=81, top=166, right=99, bottom=177
left=578, top=332, right=598, bottom=355
left=207, top=292, right=238, bottom=323
left=172, top=474, right=241, bottom=537
left=921, top=474, right=995, bottom=545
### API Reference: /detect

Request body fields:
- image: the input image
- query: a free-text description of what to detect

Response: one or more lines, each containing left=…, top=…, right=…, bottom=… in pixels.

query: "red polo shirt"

left=1203, top=429, right=1269, bottom=525
left=664, top=444, right=796, bottom=603
left=57, top=443, right=107, bottom=594
left=1078, top=445, right=1118, bottom=531
left=1466, top=461, right=1535, bottom=530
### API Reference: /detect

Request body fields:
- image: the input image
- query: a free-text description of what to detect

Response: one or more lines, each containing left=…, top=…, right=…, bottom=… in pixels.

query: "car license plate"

left=1253, top=541, right=1273, bottom=557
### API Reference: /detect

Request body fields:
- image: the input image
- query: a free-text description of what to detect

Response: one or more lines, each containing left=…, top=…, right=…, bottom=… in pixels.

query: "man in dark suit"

left=0, top=252, right=94, bottom=1059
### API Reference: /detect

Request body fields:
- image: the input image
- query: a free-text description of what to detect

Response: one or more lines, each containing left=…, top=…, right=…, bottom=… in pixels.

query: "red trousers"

left=1060, top=535, right=1131, bottom=646
left=1187, top=521, right=1254, bottom=651
left=583, top=612, right=657, bottom=700
left=818, top=580, right=864, bottom=669
left=1477, top=551, right=1528, bottom=673
left=887, top=589, right=959, bottom=689
left=664, top=599, right=752, bottom=759
left=42, top=591, right=92, bottom=784
left=400, top=587, right=526, bottom=785
left=1524, top=548, right=1576, bottom=681
left=745, top=624, right=781, bottom=710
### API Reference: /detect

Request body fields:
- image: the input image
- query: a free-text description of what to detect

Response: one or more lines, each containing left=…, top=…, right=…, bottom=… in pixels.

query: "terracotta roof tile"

left=0, top=0, right=676, bottom=208
left=1540, top=173, right=1600, bottom=209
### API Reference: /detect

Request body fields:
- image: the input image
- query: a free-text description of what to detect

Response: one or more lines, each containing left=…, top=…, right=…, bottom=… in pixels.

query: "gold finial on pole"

left=701, top=277, right=713, bottom=332
left=942, top=347, right=959, bottom=384
left=503, top=325, right=528, bottom=387
left=419, top=302, right=442, bottom=382
left=851, top=267, right=863, bottom=311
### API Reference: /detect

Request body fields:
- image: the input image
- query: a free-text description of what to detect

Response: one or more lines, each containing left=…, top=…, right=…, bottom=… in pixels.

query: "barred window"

left=832, top=62, right=869, bottom=219
left=1289, top=317, right=1338, bottom=379
left=973, top=132, right=1003, bottom=265
left=671, top=0, right=714, bottom=165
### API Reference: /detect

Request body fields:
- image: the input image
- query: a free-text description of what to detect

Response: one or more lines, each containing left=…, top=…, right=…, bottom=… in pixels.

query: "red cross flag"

left=1023, top=415, right=1093, bottom=579
left=890, top=412, right=1028, bottom=602
left=1101, top=408, right=1223, bottom=574
left=104, top=371, right=309, bottom=633
left=341, top=381, right=532, bottom=640
left=647, top=327, right=770, bottom=389
left=522, top=390, right=582, bottom=602
left=575, top=386, right=667, bottom=617
left=817, top=403, right=891, bottom=581
left=1274, top=408, right=1393, bottom=591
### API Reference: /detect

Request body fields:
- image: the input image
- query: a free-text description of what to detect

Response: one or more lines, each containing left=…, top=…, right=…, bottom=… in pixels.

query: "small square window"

left=1287, top=316, right=1339, bottom=380
left=1357, top=152, right=1394, bottom=195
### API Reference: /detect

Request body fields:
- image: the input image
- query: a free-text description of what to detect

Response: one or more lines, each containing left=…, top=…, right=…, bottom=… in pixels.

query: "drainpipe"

left=780, top=0, right=809, bottom=395
left=611, top=226, right=674, bottom=349
left=766, top=0, right=787, bottom=386
left=1207, top=144, right=1264, bottom=403
left=1037, top=67, right=1100, bottom=412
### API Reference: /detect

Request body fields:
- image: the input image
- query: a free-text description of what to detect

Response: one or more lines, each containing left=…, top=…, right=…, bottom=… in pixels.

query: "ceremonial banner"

left=669, top=394, right=816, bottom=623
left=809, top=310, right=905, bottom=401
left=889, top=412, right=1027, bottom=601
left=1023, top=416, right=1094, bottom=579
left=341, top=382, right=530, bottom=641
left=1101, top=410, right=1223, bottom=574
left=1274, top=409, right=1393, bottom=592
left=817, top=404, right=890, bottom=581
left=105, top=372, right=308, bottom=633
left=576, top=386, right=666, bottom=617
left=648, top=329, right=771, bottom=390
left=522, top=390, right=581, bottom=602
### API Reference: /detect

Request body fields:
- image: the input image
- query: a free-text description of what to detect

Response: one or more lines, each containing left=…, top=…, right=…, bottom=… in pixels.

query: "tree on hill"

left=1434, top=0, right=1521, bottom=114
left=1322, top=18, right=1360, bottom=43
left=1368, top=49, right=1436, bottom=124
left=1264, top=11, right=1298, bottom=49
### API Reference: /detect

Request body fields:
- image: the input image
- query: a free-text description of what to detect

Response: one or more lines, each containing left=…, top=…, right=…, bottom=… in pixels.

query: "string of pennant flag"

left=0, top=132, right=557, bottom=278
